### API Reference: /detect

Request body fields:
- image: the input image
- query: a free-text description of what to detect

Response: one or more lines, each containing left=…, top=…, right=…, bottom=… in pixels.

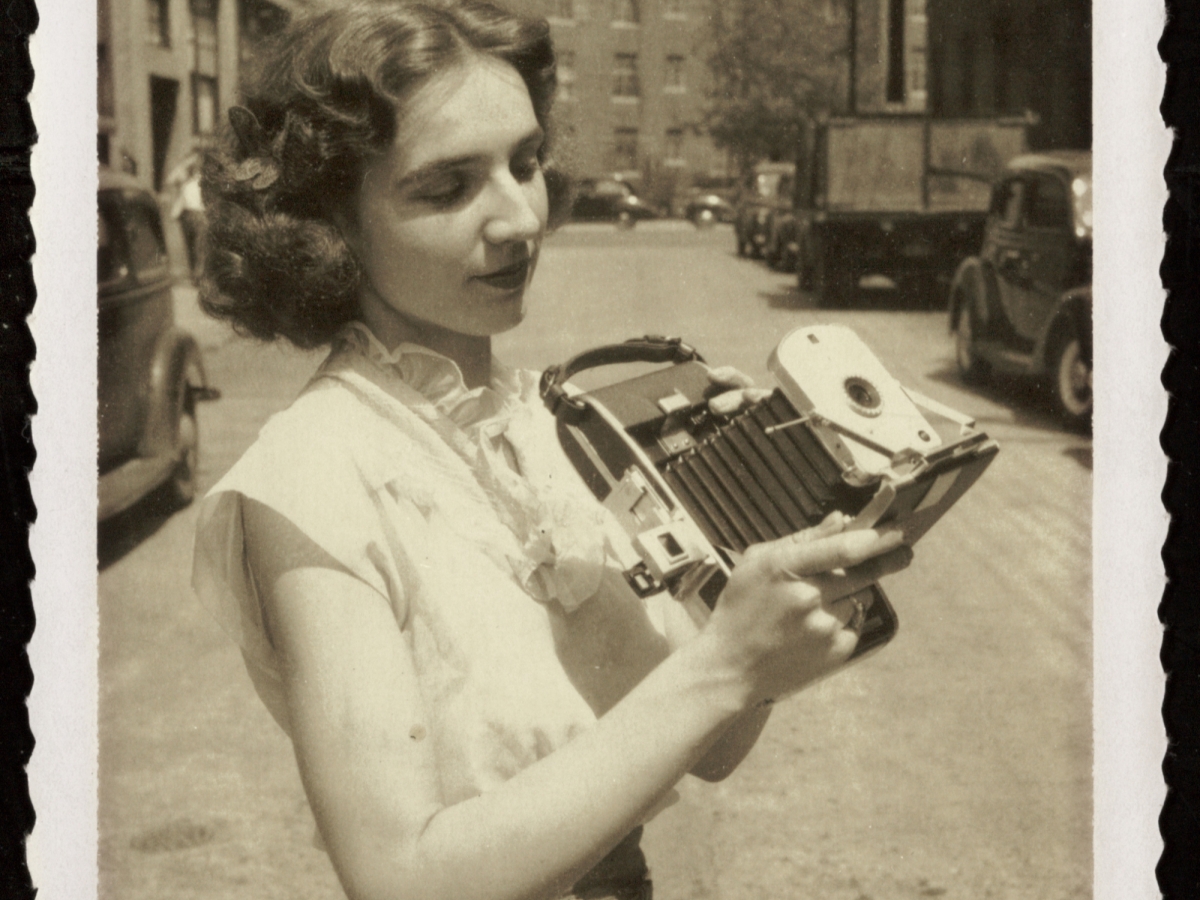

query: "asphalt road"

left=98, top=221, right=1092, bottom=900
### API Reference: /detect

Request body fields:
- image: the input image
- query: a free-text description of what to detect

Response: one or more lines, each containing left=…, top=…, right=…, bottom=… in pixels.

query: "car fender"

left=1034, top=287, right=1092, bottom=374
left=138, top=327, right=206, bottom=459
left=948, top=257, right=999, bottom=332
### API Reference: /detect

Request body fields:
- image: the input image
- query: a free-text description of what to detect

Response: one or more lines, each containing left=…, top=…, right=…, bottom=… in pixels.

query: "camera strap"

left=540, top=336, right=705, bottom=426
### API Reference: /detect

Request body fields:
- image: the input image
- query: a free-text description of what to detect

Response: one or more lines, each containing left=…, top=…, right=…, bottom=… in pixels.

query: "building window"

left=612, top=53, right=640, bottom=98
left=557, top=50, right=576, bottom=101
left=613, top=128, right=638, bottom=171
left=958, top=32, right=976, bottom=113
left=192, top=0, right=219, bottom=74
left=612, top=0, right=638, bottom=25
left=663, top=0, right=686, bottom=18
left=98, top=43, right=115, bottom=117
left=551, top=0, right=574, bottom=19
left=146, top=0, right=170, bottom=46
left=665, top=55, right=685, bottom=92
left=99, top=0, right=115, bottom=117
left=192, top=74, right=219, bottom=134
left=664, top=128, right=684, bottom=164
left=886, top=0, right=906, bottom=104
left=191, top=0, right=219, bottom=133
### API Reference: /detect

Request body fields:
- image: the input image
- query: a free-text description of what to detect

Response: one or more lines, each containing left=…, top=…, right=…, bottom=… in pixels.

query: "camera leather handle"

left=540, top=336, right=706, bottom=425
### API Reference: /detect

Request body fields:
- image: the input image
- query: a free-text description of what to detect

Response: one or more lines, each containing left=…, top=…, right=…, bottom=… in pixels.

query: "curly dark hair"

left=200, top=0, right=566, bottom=348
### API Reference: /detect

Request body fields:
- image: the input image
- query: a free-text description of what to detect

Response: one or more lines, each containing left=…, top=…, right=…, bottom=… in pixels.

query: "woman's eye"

left=512, top=155, right=542, bottom=183
left=417, top=174, right=469, bottom=206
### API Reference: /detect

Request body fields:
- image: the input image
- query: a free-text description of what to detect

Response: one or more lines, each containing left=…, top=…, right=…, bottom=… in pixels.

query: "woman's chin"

left=466, top=288, right=528, bottom=335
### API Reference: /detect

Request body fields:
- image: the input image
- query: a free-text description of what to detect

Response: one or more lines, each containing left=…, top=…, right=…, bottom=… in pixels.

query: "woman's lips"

left=474, top=259, right=530, bottom=291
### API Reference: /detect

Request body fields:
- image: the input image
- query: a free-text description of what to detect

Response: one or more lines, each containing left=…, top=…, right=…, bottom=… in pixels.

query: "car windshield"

left=593, top=180, right=633, bottom=197
left=754, top=173, right=783, bottom=198
left=97, top=197, right=125, bottom=285
left=1071, top=173, right=1092, bottom=238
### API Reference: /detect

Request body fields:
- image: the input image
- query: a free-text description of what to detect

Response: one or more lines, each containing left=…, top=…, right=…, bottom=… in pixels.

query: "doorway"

left=149, top=76, right=179, bottom=192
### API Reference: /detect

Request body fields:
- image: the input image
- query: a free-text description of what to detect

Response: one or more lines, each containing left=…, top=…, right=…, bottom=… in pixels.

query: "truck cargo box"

left=788, top=115, right=1031, bottom=306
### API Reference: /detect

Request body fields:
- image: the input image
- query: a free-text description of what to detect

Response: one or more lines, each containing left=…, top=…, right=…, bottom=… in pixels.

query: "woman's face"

left=348, top=54, right=549, bottom=345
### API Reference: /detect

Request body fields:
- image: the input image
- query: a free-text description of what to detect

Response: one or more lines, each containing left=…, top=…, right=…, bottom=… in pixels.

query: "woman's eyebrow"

left=398, top=127, right=545, bottom=188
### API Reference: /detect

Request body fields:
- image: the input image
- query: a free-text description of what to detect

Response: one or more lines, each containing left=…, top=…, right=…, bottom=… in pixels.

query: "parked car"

left=571, top=178, right=659, bottom=227
left=681, top=188, right=735, bottom=225
left=948, top=151, right=1093, bottom=428
left=733, top=162, right=794, bottom=258
left=98, top=168, right=219, bottom=521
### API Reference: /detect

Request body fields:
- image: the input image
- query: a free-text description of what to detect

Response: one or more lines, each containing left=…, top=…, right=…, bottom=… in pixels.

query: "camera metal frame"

left=541, top=327, right=999, bottom=661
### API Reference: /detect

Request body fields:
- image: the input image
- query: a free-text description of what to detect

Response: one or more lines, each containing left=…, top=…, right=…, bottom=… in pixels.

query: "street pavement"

left=98, top=221, right=1092, bottom=900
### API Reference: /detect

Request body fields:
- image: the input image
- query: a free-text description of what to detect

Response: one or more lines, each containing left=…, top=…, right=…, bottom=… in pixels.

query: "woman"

left=192, top=3, right=912, bottom=899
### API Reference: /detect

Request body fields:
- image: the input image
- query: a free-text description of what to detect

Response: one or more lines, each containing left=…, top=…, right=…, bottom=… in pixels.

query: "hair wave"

left=200, top=0, right=563, bottom=348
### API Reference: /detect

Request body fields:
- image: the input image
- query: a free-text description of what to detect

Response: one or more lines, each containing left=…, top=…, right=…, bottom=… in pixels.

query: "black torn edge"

left=1160, top=2, right=1200, bottom=897
left=0, top=0, right=37, bottom=897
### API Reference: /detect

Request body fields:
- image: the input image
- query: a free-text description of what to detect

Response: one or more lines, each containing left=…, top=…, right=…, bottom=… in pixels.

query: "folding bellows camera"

left=540, top=326, right=999, bottom=659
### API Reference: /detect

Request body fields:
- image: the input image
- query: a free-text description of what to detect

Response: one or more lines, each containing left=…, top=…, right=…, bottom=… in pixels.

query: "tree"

left=703, top=0, right=851, bottom=170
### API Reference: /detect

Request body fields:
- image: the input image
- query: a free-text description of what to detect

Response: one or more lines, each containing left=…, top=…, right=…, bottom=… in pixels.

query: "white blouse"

left=193, top=322, right=679, bottom=810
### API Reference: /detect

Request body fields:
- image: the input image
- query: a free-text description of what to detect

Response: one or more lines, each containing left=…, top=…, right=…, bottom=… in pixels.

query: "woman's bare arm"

left=245, top=499, right=909, bottom=900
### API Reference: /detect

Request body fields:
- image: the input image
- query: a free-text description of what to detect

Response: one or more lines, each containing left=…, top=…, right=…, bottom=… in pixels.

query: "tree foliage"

left=703, top=0, right=851, bottom=169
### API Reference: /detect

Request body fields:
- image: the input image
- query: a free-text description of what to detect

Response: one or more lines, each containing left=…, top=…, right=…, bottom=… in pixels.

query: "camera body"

left=541, top=326, right=999, bottom=660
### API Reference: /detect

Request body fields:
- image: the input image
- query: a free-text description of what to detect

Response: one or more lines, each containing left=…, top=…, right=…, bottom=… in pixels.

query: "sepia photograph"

left=27, top=0, right=1165, bottom=897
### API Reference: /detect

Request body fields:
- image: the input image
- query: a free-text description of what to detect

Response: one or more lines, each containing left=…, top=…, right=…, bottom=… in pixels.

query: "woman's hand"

left=704, top=513, right=912, bottom=706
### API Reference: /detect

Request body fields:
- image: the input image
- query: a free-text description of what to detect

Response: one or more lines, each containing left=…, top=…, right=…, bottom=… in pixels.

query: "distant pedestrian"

left=168, top=153, right=205, bottom=282
left=192, top=3, right=913, bottom=899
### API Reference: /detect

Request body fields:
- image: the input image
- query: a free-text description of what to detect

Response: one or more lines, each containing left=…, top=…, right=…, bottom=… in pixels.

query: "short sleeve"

left=191, top=386, right=409, bottom=692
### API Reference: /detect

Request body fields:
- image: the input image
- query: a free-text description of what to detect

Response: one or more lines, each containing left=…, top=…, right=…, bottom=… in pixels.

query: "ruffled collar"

left=329, top=321, right=610, bottom=613
left=336, top=321, right=521, bottom=431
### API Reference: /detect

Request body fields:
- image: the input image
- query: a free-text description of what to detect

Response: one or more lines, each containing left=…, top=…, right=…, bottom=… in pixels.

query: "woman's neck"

left=358, top=294, right=493, bottom=389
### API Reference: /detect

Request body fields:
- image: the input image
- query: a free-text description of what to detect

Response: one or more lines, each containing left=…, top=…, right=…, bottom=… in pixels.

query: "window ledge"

left=611, top=95, right=641, bottom=104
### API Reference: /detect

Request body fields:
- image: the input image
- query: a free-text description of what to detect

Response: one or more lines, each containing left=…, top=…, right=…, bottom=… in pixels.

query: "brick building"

left=506, top=0, right=733, bottom=207
left=99, top=0, right=730, bottom=213
left=98, top=0, right=291, bottom=194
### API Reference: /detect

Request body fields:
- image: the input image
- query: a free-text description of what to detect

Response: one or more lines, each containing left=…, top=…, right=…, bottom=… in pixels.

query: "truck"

left=771, top=114, right=1032, bottom=306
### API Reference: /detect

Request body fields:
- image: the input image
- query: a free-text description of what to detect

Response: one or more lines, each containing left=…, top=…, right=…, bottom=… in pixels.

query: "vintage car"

left=570, top=178, right=660, bottom=227
left=733, top=162, right=794, bottom=259
left=680, top=188, right=735, bottom=225
left=98, top=168, right=218, bottom=521
left=948, top=151, right=1093, bottom=428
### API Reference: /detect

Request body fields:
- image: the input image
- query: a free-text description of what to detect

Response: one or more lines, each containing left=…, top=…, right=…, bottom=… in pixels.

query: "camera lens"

left=843, top=377, right=883, bottom=417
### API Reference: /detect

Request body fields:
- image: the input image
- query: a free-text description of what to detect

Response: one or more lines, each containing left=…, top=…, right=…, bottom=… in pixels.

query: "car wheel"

left=779, top=239, right=798, bottom=274
left=616, top=210, right=636, bottom=230
left=1048, top=325, right=1093, bottom=430
left=954, top=300, right=988, bottom=384
left=764, top=232, right=780, bottom=268
left=797, top=234, right=814, bottom=291
left=168, top=356, right=203, bottom=508
left=813, top=238, right=852, bottom=308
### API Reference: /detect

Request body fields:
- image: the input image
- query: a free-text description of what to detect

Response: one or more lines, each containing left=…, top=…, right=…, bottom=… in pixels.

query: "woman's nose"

left=482, top=171, right=545, bottom=245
